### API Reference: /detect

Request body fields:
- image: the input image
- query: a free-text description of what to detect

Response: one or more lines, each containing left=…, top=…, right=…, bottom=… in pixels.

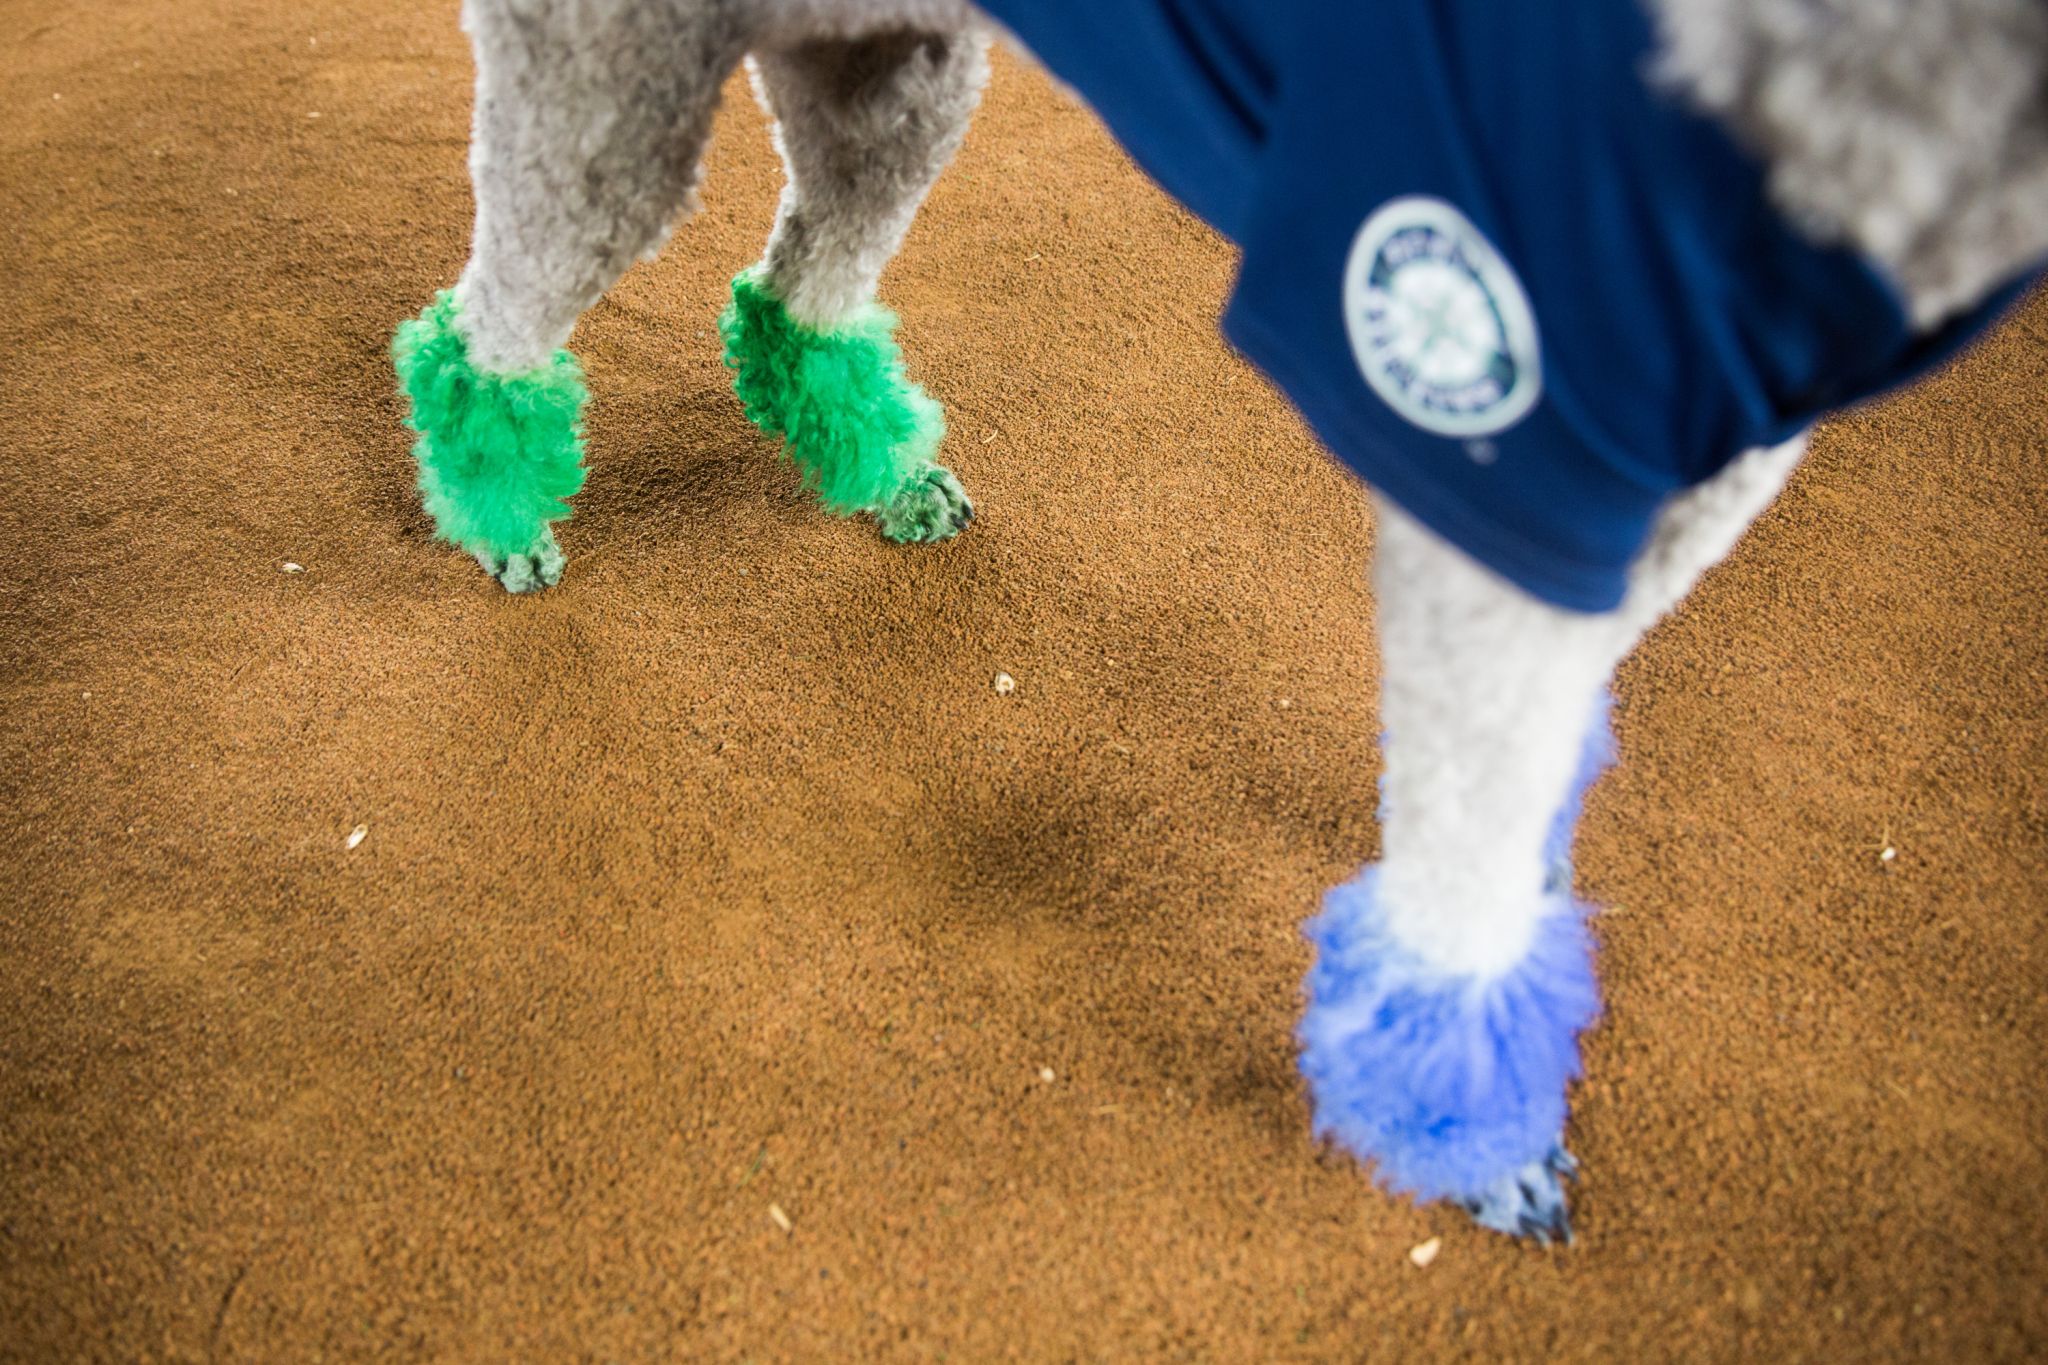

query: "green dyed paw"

left=720, top=269, right=954, bottom=523
left=875, top=462, right=974, bottom=543
left=393, top=291, right=587, bottom=585
left=472, top=527, right=565, bottom=594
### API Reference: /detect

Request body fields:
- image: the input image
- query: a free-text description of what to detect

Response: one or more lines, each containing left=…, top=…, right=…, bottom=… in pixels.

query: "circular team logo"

left=1342, top=196, right=1542, bottom=439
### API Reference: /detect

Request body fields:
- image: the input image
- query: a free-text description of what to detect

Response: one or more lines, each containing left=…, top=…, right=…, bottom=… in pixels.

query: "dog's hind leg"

left=720, top=28, right=989, bottom=543
left=393, top=0, right=745, bottom=592
left=1300, top=433, right=1806, bottom=1241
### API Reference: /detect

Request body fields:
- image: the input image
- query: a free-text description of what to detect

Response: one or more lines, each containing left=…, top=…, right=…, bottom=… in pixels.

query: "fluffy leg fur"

left=731, top=28, right=988, bottom=540
left=1304, top=433, right=1806, bottom=1240
left=396, top=0, right=743, bottom=591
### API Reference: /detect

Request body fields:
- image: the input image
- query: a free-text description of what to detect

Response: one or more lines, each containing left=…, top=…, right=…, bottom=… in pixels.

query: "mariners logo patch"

left=1342, top=196, right=1542, bottom=439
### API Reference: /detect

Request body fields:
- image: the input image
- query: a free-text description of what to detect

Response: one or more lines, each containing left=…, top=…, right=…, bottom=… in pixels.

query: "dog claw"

left=1460, top=1140, right=1580, bottom=1245
left=472, top=528, right=565, bottom=594
left=875, top=463, right=973, bottom=543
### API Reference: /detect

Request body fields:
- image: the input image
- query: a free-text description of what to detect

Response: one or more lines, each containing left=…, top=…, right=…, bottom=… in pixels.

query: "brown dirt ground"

left=3, top=2, right=2045, bottom=1360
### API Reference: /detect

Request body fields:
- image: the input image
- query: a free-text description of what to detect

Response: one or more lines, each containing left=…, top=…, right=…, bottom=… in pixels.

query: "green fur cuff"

left=392, top=290, right=588, bottom=560
left=719, top=269, right=943, bottom=513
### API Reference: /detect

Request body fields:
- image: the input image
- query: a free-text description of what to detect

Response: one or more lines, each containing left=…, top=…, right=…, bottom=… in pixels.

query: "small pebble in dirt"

left=1408, top=1236, right=1442, bottom=1268
left=1038, top=1066, right=1056, bottom=1083
left=994, top=672, right=1016, bottom=695
left=767, top=1203, right=792, bottom=1234
left=281, top=561, right=304, bottom=574
left=345, top=824, right=368, bottom=850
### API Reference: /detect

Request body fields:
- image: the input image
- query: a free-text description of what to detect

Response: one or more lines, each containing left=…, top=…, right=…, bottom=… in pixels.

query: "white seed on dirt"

left=767, top=1203, right=792, bottom=1234
left=281, top=562, right=304, bottom=573
left=1880, top=846, right=1896, bottom=862
left=1408, top=1236, right=1442, bottom=1268
left=994, top=672, right=1016, bottom=695
left=1038, top=1067, right=1056, bottom=1083
left=345, top=824, right=367, bottom=850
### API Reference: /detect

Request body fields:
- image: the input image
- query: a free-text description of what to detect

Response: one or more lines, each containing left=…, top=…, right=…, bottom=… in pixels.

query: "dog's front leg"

left=1302, top=501, right=1619, bottom=1242
left=1303, top=435, right=1808, bottom=1241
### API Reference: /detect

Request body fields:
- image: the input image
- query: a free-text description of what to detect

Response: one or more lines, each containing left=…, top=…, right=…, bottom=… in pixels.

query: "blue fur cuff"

left=1297, top=867, right=1601, bottom=1201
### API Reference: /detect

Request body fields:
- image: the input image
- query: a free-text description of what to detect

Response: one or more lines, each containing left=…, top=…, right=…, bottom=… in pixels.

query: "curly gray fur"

left=754, top=28, right=989, bottom=327
left=1649, top=0, right=2048, bottom=327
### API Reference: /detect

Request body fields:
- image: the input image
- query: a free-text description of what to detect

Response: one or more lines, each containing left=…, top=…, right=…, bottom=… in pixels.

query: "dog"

left=391, top=0, right=2048, bottom=1240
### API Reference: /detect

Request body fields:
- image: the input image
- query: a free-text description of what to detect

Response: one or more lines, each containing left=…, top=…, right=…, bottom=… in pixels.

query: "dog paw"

left=1460, top=1142, right=1578, bottom=1245
left=875, top=463, right=973, bottom=543
left=472, top=529, right=565, bottom=594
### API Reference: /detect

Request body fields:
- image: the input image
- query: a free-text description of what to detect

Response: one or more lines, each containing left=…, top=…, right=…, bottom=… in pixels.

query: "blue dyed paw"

left=1298, top=869, right=1599, bottom=1215
left=1460, top=1142, right=1578, bottom=1245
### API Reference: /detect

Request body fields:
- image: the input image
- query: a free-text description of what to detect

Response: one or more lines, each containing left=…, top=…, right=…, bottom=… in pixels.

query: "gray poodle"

left=391, top=0, right=2048, bottom=1241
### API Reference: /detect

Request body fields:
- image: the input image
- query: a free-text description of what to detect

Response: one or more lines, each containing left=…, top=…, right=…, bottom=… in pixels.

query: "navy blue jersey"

left=980, top=0, right=2033, bottom=609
